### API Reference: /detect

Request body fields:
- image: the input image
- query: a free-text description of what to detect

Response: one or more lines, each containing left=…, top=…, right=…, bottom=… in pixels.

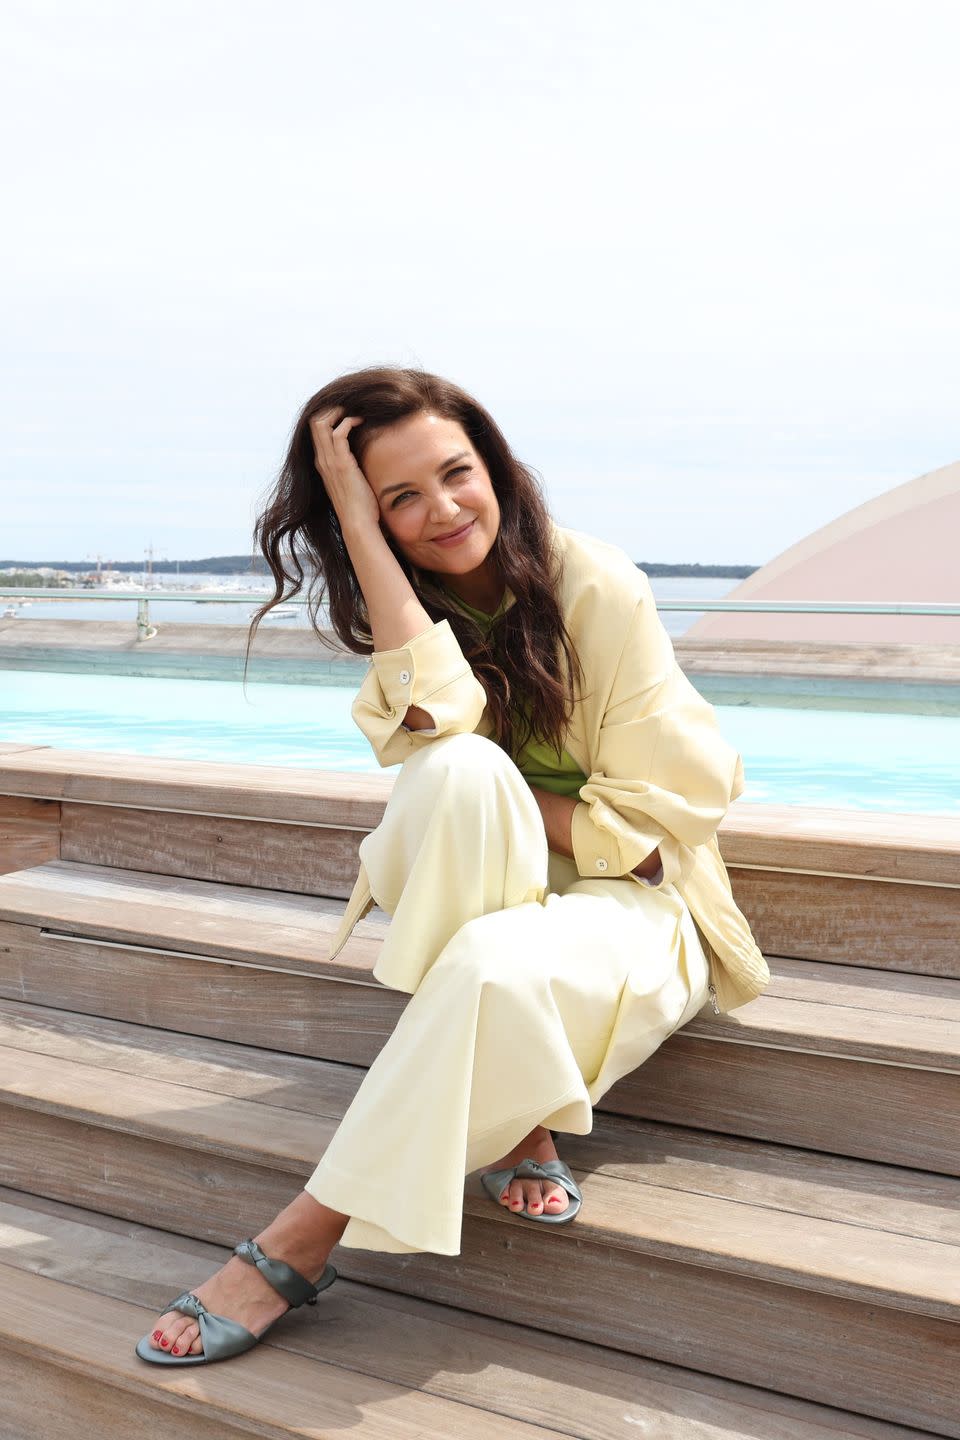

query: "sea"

left=2, top=574, right=738, bottom=638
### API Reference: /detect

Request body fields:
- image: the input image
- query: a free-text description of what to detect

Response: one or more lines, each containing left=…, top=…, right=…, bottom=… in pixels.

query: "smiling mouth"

left=433, top=520, right=474, bottom=542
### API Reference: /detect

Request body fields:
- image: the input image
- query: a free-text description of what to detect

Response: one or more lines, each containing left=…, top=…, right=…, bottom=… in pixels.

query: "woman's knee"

left=398, top=731, right=520, bottom=799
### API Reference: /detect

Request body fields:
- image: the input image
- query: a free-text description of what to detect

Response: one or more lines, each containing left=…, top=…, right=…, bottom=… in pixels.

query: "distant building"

left=687, top=459, right=959, bottom=644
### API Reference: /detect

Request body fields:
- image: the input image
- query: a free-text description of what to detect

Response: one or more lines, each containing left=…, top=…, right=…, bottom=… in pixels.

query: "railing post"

left=136, top=598, right=157, bottom=641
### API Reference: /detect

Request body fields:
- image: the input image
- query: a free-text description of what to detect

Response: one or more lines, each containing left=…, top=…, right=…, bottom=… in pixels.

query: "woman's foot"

left=482, top=1124, right=570, bottom=1217
left=146, top=1192, right=348, bottom=1358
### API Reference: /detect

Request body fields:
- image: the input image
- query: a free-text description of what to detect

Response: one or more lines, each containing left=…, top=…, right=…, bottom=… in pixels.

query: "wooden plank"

left=0, top=1345, right=251, bottom=1440
left=0, top=921, right=403, bottom=1065
left=0, top=862, right=387, bottom=979
left=1, top=880, right=959, bottom=1172
left=0, top=795, right=59, bottom=876
left=2, top=862, right=958, bottom=1069
left=1, top=1000, right=957, bottom=1248
left=1, top=744, right=956, bottom=884
left=347, top=1214, right=960, bottom=1437
left=0, top=1036, right=957, bottom=1319
left=722, top=803, right=960, bottom=886
left=60, top=802, right=361, bottom=898
left=0, top=746, right=395, bottom=829
left=731, top=869, right=959, bottom=975
left=1, top=1109, right=956, bottom=1436
left=0, top=1266, right=561, bottom=1440
left=0, top=742, right=50, bottom=755
left=6, top=853, right=954, bottom=995
left=686, top=992, right=960, bottom=1071
left=0, top=995, right=367, bottom=1118
left=763, top=956, right=960, bottom=1021
left=606, top=1037, right=960, bottom=1175
left=0, top=1188, right=931, bottom=1440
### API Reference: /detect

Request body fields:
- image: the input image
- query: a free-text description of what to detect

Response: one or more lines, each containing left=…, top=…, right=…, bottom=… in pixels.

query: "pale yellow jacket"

left=331, top=522, right=771, bottom=1014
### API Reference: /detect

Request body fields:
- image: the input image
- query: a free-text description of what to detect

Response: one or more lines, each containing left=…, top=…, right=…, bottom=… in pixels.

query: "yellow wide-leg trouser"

left=303, top=733, right=710, bottom=1256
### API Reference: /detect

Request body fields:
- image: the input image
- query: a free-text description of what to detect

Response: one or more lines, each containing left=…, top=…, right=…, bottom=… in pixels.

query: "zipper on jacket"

left=708, top=983, right=720, bottom=1015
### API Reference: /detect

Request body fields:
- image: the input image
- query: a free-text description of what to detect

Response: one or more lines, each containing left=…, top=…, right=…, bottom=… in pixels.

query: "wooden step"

left=0, top=861, right=957, bottom=1171
left=2, top=747, right=957, bottom=975
left=0, top=1001, right=957, bottom=1433
left=0, top=1188, right=936, bottom=1440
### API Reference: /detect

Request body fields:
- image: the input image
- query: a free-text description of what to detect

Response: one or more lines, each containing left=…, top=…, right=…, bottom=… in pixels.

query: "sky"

left=2, top=0, right=958, bottom=567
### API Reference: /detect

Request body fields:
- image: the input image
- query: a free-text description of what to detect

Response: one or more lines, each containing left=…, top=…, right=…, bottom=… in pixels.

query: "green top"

left=441, top=585, right=588, bottom=798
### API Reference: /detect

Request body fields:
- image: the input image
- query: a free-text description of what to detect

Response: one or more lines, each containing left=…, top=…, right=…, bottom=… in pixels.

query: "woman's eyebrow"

left=437, top=450, right=470, bottom=473
left=378, top=452, right=470, bottom=499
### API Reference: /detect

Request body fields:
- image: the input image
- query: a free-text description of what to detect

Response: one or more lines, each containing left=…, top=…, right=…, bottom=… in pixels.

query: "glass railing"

left=2, top=586, right=958, bottom=641
left=1, top=587, right=956, bottom=811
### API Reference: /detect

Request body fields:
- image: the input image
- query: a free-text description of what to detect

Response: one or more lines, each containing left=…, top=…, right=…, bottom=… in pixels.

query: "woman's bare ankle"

left=253, top=1190, right=349, bottom=1281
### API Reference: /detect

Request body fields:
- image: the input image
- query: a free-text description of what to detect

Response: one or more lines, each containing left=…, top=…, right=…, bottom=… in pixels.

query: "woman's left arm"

left=529, top=787, right=662, bottom=880
left=569, top=573, right=744, bottom=889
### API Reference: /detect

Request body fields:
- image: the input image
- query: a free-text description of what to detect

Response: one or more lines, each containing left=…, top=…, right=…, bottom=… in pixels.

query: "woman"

left=137, top=366, right=769, bottom=1367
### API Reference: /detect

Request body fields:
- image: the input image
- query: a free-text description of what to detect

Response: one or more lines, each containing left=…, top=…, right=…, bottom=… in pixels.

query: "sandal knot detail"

left=480, top=1156, right=583, bottom=1225
left=134, top=1236, right=338, bottom=1366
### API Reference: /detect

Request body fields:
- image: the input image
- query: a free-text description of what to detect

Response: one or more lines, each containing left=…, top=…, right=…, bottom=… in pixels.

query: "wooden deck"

left=0, top=744, right=957, bottom=1437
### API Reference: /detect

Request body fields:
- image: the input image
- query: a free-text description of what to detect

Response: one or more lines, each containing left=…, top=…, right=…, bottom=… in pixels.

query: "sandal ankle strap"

left=234, top=1238, right=336, bottom=1308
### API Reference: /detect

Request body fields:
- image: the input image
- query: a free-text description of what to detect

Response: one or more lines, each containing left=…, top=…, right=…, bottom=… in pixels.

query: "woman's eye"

left=389, top=469, right=470, bottom=508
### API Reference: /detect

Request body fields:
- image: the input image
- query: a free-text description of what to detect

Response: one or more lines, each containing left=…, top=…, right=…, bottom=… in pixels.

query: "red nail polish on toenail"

left=160, top=1338, right=168, bottom=1346
left=152, top=1330, right=161, bottom=1340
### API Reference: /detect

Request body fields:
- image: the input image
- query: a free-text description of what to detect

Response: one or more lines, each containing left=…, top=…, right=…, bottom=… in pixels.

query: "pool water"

left=1, top=670, right=956, bottom=815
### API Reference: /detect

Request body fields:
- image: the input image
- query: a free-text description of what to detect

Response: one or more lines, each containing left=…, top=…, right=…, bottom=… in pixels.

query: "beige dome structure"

left=687, top=459, right=960, bottom=644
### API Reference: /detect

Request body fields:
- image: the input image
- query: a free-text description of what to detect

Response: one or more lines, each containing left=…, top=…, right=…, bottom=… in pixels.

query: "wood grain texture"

left=1, top=862, right=957, bottom=1069
left=1, top=1106, right=956, bottom=1436
left=0, top=1344, right=249, bottom=1440
left=763, top=956, right=960, bottom=1019
left=60, top=802, right=362, bottom=898
left=721, top=803, right=960, bottom=885
left=0, top=1267, right=559, bottom=1440
left=730, top=869, right=959, bottom=975
left=0, top=862, right=387, bottom=979
left=1, top=745, right=956, bottom=883
left=0, top=795, right=59, bottom=876
left=691, top=990, right=960, bottom=1070
left=1, top=867, right=958, bottom=1170
left=1, top=998, right=956, bottom=1246
left=0, top=923, right=404, bottom=1064
left=604, top=1036, right=960, bottom=1175
left=0, top=1188, right=933, bottom=1440
left=0, top=746, right=395, bottom=828
left=344, top=1218, right=960, bottom=1437
left=0, top=1010, right=957, bottom=1318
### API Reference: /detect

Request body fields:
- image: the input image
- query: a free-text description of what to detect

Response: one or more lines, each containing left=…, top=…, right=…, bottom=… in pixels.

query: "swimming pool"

left=1, top=670, right=956, bottom=815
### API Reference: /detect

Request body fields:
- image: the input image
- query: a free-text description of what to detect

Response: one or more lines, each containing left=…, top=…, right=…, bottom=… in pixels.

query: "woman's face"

left=362, top=411, right=502, bottom=605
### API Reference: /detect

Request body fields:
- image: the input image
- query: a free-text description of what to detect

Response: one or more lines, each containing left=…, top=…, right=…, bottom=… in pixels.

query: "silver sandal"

left=481, top=1156, right=582, bottom=1224
left=134, top=1237, right=337, bottom=1365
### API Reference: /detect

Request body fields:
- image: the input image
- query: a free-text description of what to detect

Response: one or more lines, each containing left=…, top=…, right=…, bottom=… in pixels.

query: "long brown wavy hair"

left=247, top=366, right=585, bottom=760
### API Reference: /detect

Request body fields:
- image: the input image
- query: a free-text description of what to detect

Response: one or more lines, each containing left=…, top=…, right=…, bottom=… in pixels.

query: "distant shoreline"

left=1, top=556, right=759, bottom=580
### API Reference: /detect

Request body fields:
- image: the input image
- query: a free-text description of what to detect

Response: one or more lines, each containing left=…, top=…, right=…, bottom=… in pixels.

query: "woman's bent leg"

left=358, top=731, right=550, bottom=994
left=305, top=733, right=711, bottom=1257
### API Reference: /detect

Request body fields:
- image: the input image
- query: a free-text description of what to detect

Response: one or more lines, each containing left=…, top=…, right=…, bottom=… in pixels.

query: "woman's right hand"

left=309, top=407, right=381, bottom=535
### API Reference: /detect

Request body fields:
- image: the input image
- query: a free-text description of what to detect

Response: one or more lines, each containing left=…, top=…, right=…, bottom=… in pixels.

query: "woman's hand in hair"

left=309, top=408, right=381, bottom=534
